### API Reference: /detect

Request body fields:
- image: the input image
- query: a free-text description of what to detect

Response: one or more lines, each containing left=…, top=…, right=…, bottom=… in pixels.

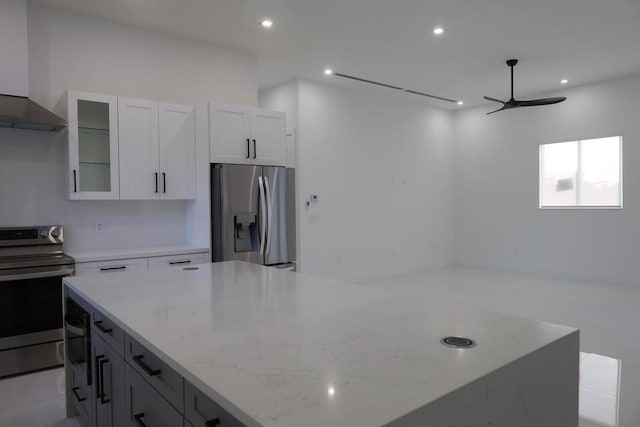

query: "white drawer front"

left=74, top=258, right=148, bottom=276
left=147, top=252, right=209, bottom=270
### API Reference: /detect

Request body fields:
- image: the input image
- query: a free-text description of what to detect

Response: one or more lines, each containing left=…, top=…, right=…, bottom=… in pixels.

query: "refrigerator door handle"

left=258, top=176, right=267, bottom=255
left=264, top=175, right=273, bottom=255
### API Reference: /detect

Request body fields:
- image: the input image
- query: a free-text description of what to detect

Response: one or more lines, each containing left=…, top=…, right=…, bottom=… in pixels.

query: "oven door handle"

left=64, top=317, right=86, bottom=337
left=0, top=265, right=74, bottom=282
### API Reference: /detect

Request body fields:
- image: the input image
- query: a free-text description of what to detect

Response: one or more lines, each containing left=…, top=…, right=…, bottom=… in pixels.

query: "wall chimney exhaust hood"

left=0, top=0, right=66, bottom=132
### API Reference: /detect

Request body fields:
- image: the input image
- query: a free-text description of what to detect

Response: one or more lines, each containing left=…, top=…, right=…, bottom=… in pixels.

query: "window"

left=539, top=136, right=622, bottom=208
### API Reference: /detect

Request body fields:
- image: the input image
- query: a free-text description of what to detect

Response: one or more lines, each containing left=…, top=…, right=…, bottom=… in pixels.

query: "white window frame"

left=539, top=135, right=623, bottom=210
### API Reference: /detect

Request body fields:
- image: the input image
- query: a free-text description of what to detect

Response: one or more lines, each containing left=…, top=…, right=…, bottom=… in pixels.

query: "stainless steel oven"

left=0, top=226, right=75, bottom=378
left=64, top=297, right=91, bottom=384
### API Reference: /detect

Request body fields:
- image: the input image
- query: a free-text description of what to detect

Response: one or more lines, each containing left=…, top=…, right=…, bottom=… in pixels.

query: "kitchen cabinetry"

left=73, top=250, right=209, bottom=277
left=64, top=91, right=120, bottom=200
left=159, top=103, right=196, bottom=199
left=64, top=291, right=245, bottom=427
left=74, top=258, right=148, bottom=277
left=93, top=335, right=126, bottom=427
left=210, top=103, right=285, bottom=166
left=119, top=99, right=196, bottom=200
left=118, top=97, right=159, bottom=200
left=62, top=90, right=196, bottom=201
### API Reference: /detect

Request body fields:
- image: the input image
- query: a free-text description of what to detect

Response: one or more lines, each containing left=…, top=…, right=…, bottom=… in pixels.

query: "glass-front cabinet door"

left=67, top=91, right=119, bottom=199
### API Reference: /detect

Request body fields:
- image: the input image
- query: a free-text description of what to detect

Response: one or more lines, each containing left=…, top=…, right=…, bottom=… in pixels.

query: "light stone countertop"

left=63, top=261, right=578, bottom=427
left=66, top=245, right=209, bottom=263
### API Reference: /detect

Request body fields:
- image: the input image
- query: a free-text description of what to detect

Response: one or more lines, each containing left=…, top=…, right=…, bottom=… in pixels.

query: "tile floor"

left=1, top=266, right=637, bottom=426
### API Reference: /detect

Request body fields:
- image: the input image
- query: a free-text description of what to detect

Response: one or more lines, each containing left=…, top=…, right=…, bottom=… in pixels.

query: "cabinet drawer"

left=185, top=381, right=245, bottom=427
left=147, top=252, right=208, bottom=270
left=74, top=258, right=148, bottom=276
left=125, top=335, right=184, bottom=412
left=69, top=363, right=91, bottom=422
left=125, top=364, right=183, bottom=427
left=92, top=308, right=125, bottom=357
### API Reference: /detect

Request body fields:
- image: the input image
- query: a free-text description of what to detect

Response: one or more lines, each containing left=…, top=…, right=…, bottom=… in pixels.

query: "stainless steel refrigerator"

left=211, top=164, right=296, bottom=269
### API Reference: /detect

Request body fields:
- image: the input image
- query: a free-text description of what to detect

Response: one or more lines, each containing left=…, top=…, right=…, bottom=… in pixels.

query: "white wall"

left=28, top=4, right=257, bottom=109
left=261, top=80, right=455, bottom=281
left=0, top=5, right=257, bottom=252
left=454, top=74, right=640, bottom=285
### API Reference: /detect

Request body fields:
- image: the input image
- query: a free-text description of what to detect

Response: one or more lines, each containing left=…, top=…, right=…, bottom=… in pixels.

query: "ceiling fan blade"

left=483, top=96, right=506, bottom=104
left=514, top=97, right=567, bottom=107
left=486, top=106, right=506, bottom=115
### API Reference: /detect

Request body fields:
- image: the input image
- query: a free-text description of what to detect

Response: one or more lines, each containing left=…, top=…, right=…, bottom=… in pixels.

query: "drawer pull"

left=132, top=355, right=161, bottom=377
left=169, top=260, right=191, bottom=265
left=205, top=418, right=221, bottom=426
left=100, top=266, right=126, bottom=272
left=98, top=357, right=111, bottom=404
left=94, top=320, right=113, bottom=334
left=71, top=386, right=86, bottom=402
left=133, top=412, right=147, bottom=427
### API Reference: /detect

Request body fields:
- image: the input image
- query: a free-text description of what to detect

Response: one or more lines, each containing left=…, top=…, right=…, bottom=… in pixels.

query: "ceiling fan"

left=484, top=59, right=566, bottom=114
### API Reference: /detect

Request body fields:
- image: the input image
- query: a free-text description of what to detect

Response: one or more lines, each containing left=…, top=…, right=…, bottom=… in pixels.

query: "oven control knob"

left=39, top=229, right=49, bottom=238
left=50, top=228, right=60, bottom=238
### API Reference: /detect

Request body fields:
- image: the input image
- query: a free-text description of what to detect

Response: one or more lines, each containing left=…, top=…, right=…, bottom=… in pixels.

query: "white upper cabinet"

left=209, top=104, right=252, bottom=165
left=65, top=91, right=120, bottom=200
left=118, top=97, right=160, bottom=200
left=159, top=103, right=196, bottom=200
left=210, top=103, right=286, bottom=166
left=250, top=108, right=286, bottom=166
left=63, top=90, right=196, bottom=200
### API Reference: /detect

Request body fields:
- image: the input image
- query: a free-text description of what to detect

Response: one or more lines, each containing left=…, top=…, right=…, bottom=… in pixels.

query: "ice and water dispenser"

left=234, top=212, right=258, bottom=252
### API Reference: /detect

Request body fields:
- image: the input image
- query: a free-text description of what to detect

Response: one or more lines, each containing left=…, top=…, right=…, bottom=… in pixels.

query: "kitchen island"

left=63, top=261, right=578, bottom=427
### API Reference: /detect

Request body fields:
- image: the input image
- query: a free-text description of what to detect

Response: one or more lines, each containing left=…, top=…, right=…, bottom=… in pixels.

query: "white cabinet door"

left=74, top=258, right=148, bottom=276
left=147, top=252, right=209, bottom=269
left=250, top=108, right=286, bottom=166
left=66, top=91, right=120, bottom=200
left=210, top=103, right=251, bottom=164
left=159, top=103, right=196, bottom=200
left=118, top=98, right=160, bottom=200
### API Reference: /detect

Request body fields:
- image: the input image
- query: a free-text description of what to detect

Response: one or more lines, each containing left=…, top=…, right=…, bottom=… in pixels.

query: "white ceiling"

left=34, top=0, right=640, bottom=108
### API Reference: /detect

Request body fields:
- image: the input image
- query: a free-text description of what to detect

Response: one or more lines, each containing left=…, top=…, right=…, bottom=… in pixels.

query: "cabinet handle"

left=95, top=354, right=104, bottom=399
left=133, top=413, right=147, bottom=427
left=73, top=170, right=77, bottom=193
left=169, top=260, right=191, bottom=265
left=252, top=139, right=257, bottom=158
left=71, top=386, right=86, bottom=402
left=155, top=172, right=158, bottom=193
left=205, top=418, right=221, bottom=427
left=163, top=172, right=167, bottom=193
left=100, top=266, right=126, bottom=272
left=246, top=138, right=250, bottom=158
left=98, top=357, right=110, bottom=404
left=132, top=355, right=161, bottom=377
left=93, top=320, right=113, bottom=334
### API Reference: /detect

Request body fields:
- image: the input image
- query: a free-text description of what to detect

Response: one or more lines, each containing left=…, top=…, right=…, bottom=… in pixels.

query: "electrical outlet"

left=95, top=222, right=104, bottom=233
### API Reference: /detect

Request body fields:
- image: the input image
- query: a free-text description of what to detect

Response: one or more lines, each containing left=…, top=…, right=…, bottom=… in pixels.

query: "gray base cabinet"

left=65, top=290, right=245, bottom=427
left=125, top=364, right=183, bottom=427
left=93, top=335, right=125, bottom=427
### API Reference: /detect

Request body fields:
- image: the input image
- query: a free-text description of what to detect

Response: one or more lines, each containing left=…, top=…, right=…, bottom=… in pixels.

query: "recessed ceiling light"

left=261, top=19, right=273, bottom=28
left=457, top=101, right=464, bottom=106
left=324, top=68, right=334, bottom=75
left=433, top=27, right=444, bottom=36
left=560, top=79, right=569, bottom=84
